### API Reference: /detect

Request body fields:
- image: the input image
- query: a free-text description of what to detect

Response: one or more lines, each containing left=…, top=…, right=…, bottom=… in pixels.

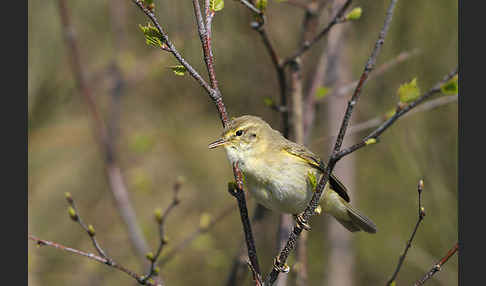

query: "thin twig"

left=131, top=0, right=225, bottom=121
left=413, top=242, right=459, bottom=286
left=282, top=0, right=352, bottom=67
left=142, top=179, right=182, bottom=282
left=58, top=0, right=150, bottom=259
left=386, top=180, right=426, bottom=286
left=336, top=68, right=458, bottom=159
left=329, top=49, right=421, bottom=99
left=264, top=1, right=399, bottom=284
left=28, top=235, right=161, bottom=286
left=239, top=0, right=264, bottom=16
left=312, top=94, right=458, bottom=146
left=64, top=193, right=111, bottom=262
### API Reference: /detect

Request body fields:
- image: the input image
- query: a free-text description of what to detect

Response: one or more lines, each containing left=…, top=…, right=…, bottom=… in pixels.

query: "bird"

left=208, top=115, right=376, bottom=233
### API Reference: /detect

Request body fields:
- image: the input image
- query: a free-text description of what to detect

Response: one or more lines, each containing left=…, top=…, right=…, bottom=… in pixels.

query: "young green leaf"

left=345, top=7, right=362, bottom=21
left=139, top=23, right=164, bottom=48
left=365, top=138, right=377, bottom=145
left=256, top=0, right=268, bottom=12
left=169, top=65, right=187, bottom=76
left=397, top=78, right=421, bottom=103
left=315, top=86, right=331, bottom=99
left=210, top=0, right=224, bottom=12
left=441, top=74, right=458, bottom=95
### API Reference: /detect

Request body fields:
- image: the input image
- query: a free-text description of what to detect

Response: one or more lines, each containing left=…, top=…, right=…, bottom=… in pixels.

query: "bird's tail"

left=321, top=189, right=377, bottom=233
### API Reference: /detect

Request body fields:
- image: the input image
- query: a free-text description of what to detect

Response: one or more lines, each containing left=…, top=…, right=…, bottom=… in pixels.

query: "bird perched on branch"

left=209, top=115, right=376, bottom=233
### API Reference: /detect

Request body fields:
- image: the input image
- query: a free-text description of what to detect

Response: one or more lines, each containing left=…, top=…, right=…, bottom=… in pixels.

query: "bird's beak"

left=208, top=138, right=228, bottom=149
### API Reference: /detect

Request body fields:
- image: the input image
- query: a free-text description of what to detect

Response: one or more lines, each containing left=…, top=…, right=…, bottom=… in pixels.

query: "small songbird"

left=208, top=115, right=376, bottom=233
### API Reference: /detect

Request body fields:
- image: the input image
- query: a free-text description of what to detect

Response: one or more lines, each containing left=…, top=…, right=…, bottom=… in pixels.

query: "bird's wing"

left=282, top=142, right=350, bottom=202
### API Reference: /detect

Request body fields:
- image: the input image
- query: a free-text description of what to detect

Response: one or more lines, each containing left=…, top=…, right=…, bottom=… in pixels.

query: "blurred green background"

left=28, top=0, right=458, bottom=285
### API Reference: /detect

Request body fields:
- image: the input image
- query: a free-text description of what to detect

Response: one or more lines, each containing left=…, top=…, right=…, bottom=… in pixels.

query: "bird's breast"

left=239, top=155, right=319, bottom=214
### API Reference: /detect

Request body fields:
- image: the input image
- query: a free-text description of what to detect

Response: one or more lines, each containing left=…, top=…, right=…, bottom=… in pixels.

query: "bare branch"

left=386, top=180, right=426, bottom=286
left=142, top=179, right=183, bottom=282
left=330, top=49, right=421, bottom=99
left=413, top=242, right=459, bottom=286
left=229, top=163, right=263, bottom=283
left=28, top=235, right=161, bottom=286
left=282, top=0, right=352, bottom=67
left=64, top=193, right=111, bottom=262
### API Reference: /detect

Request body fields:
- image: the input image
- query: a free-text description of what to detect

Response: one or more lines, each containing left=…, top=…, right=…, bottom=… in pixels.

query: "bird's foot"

left=294, top=214, right=311, bottom=231
left=273, top=256, right=290, bottom=274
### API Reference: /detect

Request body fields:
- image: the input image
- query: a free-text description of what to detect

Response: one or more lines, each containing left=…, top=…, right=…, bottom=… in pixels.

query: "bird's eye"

left=235, top=130, right=243, bottom=136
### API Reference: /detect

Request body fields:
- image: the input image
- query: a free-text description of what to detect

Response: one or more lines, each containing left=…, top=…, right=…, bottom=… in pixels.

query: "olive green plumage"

left=209, top=115, right=376, bottom=233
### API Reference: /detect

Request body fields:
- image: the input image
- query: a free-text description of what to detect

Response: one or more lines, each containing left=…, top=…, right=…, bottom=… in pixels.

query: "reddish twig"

left=413, top=242, right=459, bottom=286
left=28, top=235, right=161, bottom=286
left=386, top=180, right=426, bottom=286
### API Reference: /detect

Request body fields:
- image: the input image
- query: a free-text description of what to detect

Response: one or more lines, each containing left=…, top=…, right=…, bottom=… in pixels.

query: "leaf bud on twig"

left=68, top=207, right=78, bottom=221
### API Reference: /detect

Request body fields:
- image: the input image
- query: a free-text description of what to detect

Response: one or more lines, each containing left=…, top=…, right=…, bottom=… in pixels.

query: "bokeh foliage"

left=28, top=0, right=458, bottom=285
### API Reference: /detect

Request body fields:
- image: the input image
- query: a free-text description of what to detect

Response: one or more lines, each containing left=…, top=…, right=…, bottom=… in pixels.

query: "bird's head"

left=208, top=115, right=274, bottom=162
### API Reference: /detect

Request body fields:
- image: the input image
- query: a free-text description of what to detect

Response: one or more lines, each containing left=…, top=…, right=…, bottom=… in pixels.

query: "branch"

left=142, top=178, right=183, bottom=283
left=328, top=49, right=421, bottom=100
left=413, top=242, right=459, bottom=286
left=28, top=235, right=161, bottom=286
left=386, top=180, right=426, bottom=286
left=229, top=164, right=263, bottom=284
left=64, top=193, right=111, bottom=261
left=282, top=0, right=352, bottom=67
left=131, top=0, right=228, bottom=124
left=264, top=1, right=399, bottom=284
left=131, top=3, right=262, bottom=279
left=58, top=0, right=150, bottom=259
left=311, top=94, right=458, bottom=146
left=224, top=205, right=269, bottom=286
left=252, top=22, right=289, bottom=137
left=335, top=67, right=458, bottom=159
